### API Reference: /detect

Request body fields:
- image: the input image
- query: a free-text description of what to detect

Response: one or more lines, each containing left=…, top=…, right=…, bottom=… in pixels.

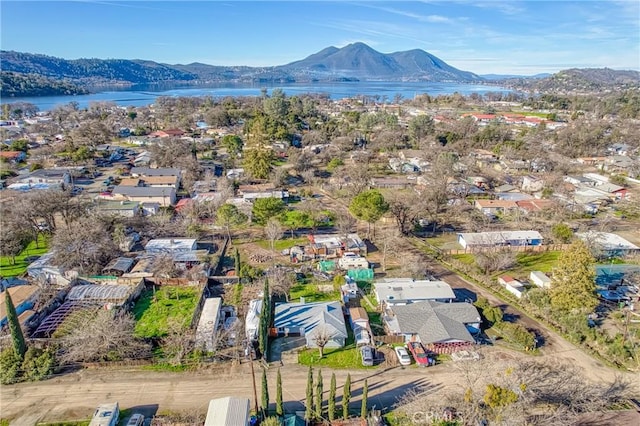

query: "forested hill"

left=499, top=68, right=640, bottom=93
left=1, top=51, right=199, bottom=86
left=1, top=71, right=89, bottom=97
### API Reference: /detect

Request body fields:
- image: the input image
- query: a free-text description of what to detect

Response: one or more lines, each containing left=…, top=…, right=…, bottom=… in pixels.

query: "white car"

left=395, top=346, right=412, bottom=366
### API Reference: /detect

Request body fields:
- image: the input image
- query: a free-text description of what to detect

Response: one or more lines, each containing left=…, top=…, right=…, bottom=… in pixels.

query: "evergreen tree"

left=315, top=369, right=323, bottom=420
left=258, top=279, right=270, bottom=359
left=342, top=373, right=351, bottom=420
left=361, top=379, right=368, bottom=419
left=328, top=372, right=337, bottom=422
left=5, top=291, right=26, bottom=359
left=234, top=248, right=242, bottom=279
left=550, top=240, right=598, bottom=313
left=305, top=366, right=314, bottom=422
left=276, top=368, right=283, bottom=417
left=261, top=367, right=269, bottom=417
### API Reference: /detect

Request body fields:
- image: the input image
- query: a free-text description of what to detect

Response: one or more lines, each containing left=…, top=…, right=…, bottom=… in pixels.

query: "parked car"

left=407, top=342, right=435, bottom=367
left=394, top=346, right=412, bottom=366
left=360, top=345, right=374, bottom=366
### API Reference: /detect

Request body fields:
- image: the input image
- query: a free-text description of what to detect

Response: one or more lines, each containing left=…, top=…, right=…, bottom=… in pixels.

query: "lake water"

left=1, top=81, right=512, bottom=111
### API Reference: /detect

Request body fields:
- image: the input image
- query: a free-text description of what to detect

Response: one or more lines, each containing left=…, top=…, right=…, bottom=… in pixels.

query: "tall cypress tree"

left=261, top=367, right=269, bottom=417
left=305, top=366, right=314, bottom=422
left=361, top=379, right=368, bottom=419
left=314, top=369, right=323, bottom=420
left=328, top=372, right=337, bottom=422
left=342, top=373, right=351, bottom=420
left=5, top=291, right=26, bottom=359
left=258, top=279, right=270, bottom=359
left=276, top=368, right=283, bottom=417
left=234, top=248, right=241, bottom=279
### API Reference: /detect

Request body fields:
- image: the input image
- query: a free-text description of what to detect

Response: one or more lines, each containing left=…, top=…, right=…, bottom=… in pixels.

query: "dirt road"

left=1, top=362, right=450, bottom=425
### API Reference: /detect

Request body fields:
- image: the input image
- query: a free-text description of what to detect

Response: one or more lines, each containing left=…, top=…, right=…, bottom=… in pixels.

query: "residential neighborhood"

left=1, top=81, right=639, bottom=426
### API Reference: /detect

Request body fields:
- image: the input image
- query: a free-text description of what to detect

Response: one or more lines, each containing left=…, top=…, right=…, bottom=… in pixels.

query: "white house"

left=457, top=231, right=543, bottom=250
left=374, top=278, right=455, bottom=306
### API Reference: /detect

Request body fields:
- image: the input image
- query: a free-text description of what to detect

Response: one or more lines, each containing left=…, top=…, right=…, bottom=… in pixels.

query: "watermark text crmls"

left=411, top=411, right=458, bottom=424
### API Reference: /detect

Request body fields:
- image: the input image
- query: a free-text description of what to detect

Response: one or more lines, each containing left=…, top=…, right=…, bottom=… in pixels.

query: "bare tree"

left=264, top=218, right=283, bottom=258
left=161, top=320, right=195, bottom=366
left=58, top=310, right=150, bottom=364
left=397, top=357, right=634, bottom=426
left=269, top=269, right=295, bottom=302
left=335, top=212, right=357, bottom=239
left=51, top=216, right=120, bottom=274
left=376, top=226, right=400, bottom=272
left=474, top=247, right=517, bottom=275
left=150, top=253, right=181, bottom=278
left=311, top=324, right=334, bottom=358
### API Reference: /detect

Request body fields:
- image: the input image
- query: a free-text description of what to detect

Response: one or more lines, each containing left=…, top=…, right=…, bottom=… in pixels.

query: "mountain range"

left=0, top=43, right=482, bottom=96
left=1, top=43, right=638, bottom=97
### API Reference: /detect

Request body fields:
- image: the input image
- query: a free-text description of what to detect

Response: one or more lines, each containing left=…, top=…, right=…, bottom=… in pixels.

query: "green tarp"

left=318, top=260, right=336, bottom=272
left=347, top=268, right=374, bottom=281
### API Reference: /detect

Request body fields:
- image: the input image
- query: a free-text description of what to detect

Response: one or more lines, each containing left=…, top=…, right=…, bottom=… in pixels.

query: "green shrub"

left=21, top=347, right=55, bottom=381
left=0, top=348, right=22, bottom=384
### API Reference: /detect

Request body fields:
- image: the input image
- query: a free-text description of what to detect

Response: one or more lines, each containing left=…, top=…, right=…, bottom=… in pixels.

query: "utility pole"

left=249, top=347, right=259, bottom=415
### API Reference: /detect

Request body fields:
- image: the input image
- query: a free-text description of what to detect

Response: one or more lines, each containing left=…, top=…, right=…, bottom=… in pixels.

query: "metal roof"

left=205, top=397, right=250, bottom=426
left=67, top=284, right=133, bottom=304
left=374, top=279, right=455, bottom=303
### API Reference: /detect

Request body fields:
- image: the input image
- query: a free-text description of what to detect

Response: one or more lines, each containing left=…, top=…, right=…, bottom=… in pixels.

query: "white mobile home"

left=195, top=297, right=222, bottom=352
left=89, top=402, right=119, bottom=426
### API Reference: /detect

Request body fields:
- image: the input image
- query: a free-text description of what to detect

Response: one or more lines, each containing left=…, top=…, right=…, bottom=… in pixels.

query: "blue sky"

left=2, top=1, right=639, bottom=75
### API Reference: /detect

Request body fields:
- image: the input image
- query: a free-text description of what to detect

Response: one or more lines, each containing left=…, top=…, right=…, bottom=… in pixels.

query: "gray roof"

left=274, top=301, right=347, bottom=340
left=112, top=186, right=176, bottom=197
left=131, top=167, right=181, bottom=177
left=391, top=301, right=481, bottom=344
left=102, top=257, right=135, bottom=273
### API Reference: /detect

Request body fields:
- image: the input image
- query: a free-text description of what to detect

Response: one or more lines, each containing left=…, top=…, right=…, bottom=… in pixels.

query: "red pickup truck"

left=407, top=342, right=436, bottom=367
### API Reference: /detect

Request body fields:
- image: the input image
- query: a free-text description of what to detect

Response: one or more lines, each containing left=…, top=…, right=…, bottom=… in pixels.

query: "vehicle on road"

left=394, top=346, right=412, bottom=366
left=360, top=345, right=374, bottom=366
left=407, top=342, right=435, bottom=367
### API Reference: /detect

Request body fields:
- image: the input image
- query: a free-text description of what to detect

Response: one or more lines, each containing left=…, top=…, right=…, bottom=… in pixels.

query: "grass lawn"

left=511, top=251, right=560, bottom=275
left=289, top=284, right=340, bottom=303
left=0, top=235, right=49, bottom=278
left=451, top=253, right=476, bottom=265
left=298, top=327, right=375, bottom=369
left=133, top=286, right=201, bottom=338
left=254, top=237, right=308, bottom=252
left=298, top=345, right=372, bottom=369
